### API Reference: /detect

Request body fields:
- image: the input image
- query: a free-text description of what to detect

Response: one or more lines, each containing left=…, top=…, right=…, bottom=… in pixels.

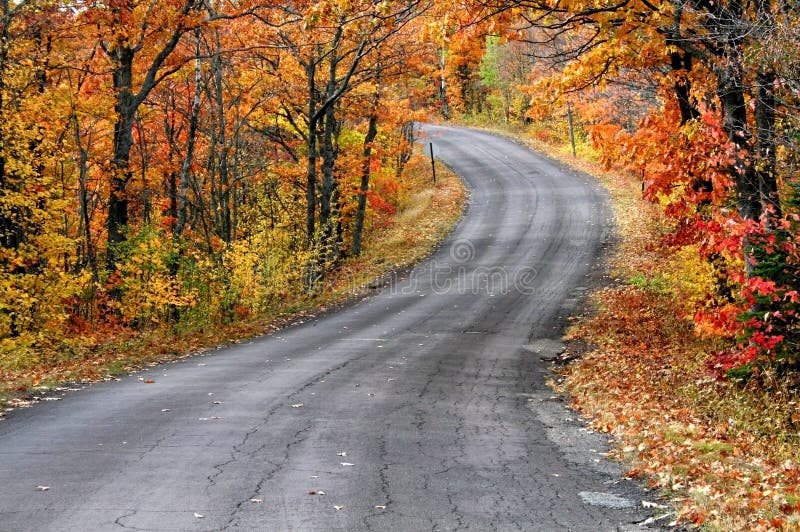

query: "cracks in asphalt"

left=204, top=402, right=284, bottom=495
left=286, top=357, right=359, bottom=399
left=403, top=313, right=649, bottom=528
left=415, top=354, right=445, bottom=400
left=376, top=437, right=393, bottom=507
left=205, top=342, right=376, bottom=493
left=205, top=348, right=388, bottom=530
left=216, top=421, right=314, bottom=530
left=132, top=433, right=170, bottom=463
left=360, top=434, right=395, bottom=532
left=206, top=328, right=411, bottom=530
left=104, top=433, right=174, bottom=531
left=113, top=509, right=144, bottom=530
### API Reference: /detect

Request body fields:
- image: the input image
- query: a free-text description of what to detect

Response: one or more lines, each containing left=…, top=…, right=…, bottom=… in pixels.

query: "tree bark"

left=211, top=42, right=232, bottom=243
left=319, top=90, right=339, bottom=264
left=319, top=74, right=338, bottom=235
left=352, top=102, right=379, bottom=256
left=669, top=51, right=699, bottom=125
left=755, top=69, right=780, bottom=224
left=175, top=38, right=203, bottom=239
left=107, top=46, right=135, bottom=271
left=717, top=58, right=761, bottom=222
left=306, top=57, right=318, bottom=243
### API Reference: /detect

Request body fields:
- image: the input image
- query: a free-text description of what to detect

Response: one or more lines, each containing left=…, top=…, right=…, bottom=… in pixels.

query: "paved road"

left=0, top=126, right=656, bottom=531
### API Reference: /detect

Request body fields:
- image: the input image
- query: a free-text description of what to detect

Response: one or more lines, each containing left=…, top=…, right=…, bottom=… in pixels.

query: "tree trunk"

left=107, top=46, right=136, bottom=271
left=717, top=62, right=761, bottom=222
left=72, top=114, right=97, bottom=280
left=755, top=69, right=781, bottom=224
left=670, top=51, right=699, bottom=125
left=397, top=122, right=414, bottom=176
left=439, top=43, right=449, bottom=119
left=352, top=109, right=379, bottom=256
left=319, top=95, right=339, bottom=263
left=102, top=0, right=199, bottom=272
left=306, top=58, right=318, bottom=243
left=320, top=95, right=337, bottom=232
left=211, top=46, right=231, bottom=243
left=175, top=66, right=198, bottom=238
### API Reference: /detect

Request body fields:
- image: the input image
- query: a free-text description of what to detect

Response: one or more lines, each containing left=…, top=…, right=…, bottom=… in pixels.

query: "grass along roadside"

left=470, top=119, right=800, bottom=530
left=0, top=152, right=466, bottom=416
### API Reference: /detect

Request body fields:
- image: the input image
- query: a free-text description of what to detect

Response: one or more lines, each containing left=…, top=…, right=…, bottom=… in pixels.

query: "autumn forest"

left=2, top=0, right=800, bottom=405
left=2, top=0, right=800, bottom=527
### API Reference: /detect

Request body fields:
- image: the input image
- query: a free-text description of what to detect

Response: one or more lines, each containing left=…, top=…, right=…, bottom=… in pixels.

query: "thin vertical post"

left=429, top=142, right=437, bottom=183
left=567, top=102, right=577, bottom=157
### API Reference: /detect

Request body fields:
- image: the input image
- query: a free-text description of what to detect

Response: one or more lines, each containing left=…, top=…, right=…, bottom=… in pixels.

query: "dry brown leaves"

left=557, top=165, right=800, bottom=530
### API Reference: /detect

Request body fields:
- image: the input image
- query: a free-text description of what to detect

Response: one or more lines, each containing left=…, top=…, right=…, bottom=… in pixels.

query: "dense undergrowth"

left=0, top=154, right=466, bottom=414
left=466, top=117, right=800, bottom=531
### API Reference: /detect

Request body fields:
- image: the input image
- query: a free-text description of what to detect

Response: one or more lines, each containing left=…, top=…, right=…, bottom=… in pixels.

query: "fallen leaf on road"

left=641, top=500, right=669, bottom=509
left=36, top=486, right=49, bottom=491
left=640, top=513, right=675, bottom=526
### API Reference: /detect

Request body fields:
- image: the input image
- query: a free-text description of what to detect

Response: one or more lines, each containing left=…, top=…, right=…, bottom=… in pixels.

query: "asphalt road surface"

left=0, top=126, right=659, bottom=531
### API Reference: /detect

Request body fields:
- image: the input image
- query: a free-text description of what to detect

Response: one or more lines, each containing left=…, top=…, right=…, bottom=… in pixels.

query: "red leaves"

left=367, top=191, right=396, bottom=216
left=745, top=277, right=779, bottom=299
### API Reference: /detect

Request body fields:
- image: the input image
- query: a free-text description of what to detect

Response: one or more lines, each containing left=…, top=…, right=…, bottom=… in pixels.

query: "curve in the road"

left=0, top=126, right=655, bottom=532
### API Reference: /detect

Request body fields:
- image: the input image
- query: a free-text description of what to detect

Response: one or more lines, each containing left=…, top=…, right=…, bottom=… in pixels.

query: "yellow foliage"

left=224, top=228, right=313, bottom=315
left=115, top=228, right=194, bottom=325
left=663, top=245, right=717, bottom=314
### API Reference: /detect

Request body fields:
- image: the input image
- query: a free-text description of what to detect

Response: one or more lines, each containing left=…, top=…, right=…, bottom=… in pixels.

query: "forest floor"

left=482, top=122, right=800, bottom=531
left=0, top=153, right=466, bottom=417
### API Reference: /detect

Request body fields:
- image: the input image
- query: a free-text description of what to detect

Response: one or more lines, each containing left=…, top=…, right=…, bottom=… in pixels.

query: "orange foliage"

left=0, top=0, right=445, bottom=381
